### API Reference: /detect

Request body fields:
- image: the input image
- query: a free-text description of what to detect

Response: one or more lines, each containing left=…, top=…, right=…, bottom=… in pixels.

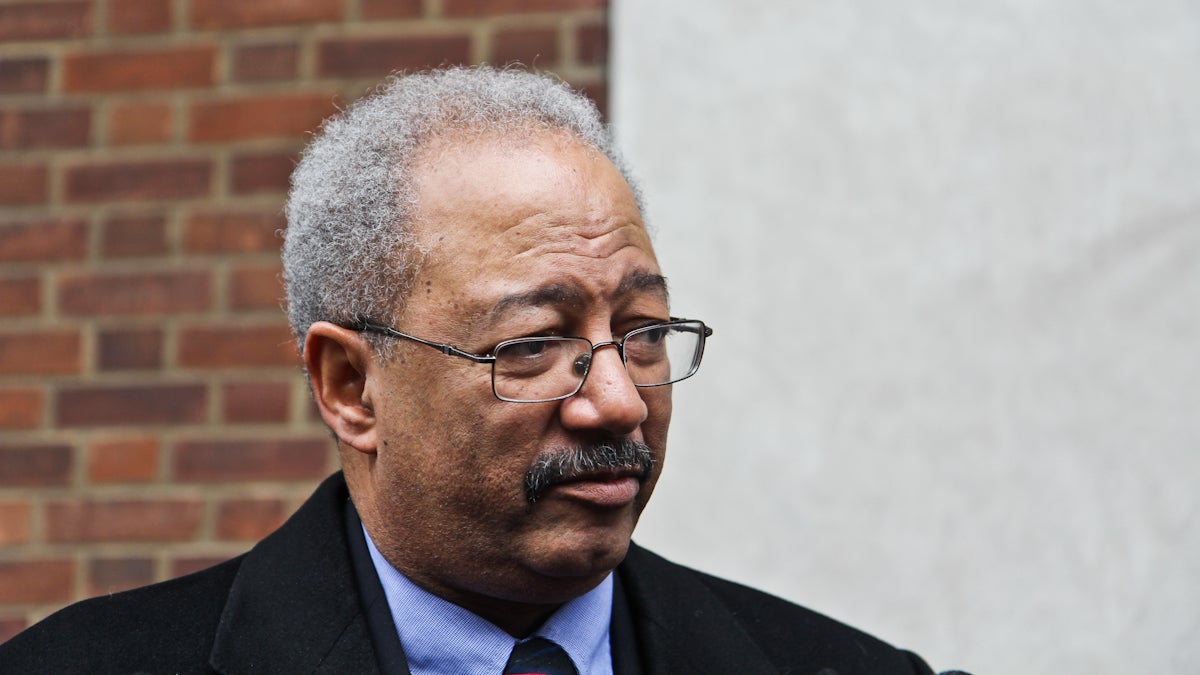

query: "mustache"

left=524, top=438, right=655, bottom=504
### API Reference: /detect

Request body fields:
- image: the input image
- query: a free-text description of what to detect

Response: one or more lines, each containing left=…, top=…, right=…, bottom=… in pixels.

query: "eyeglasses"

left=354, top=318, right=712, bottom=403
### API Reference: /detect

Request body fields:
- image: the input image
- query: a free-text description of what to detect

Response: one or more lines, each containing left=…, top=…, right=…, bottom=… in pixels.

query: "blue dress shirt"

left=363, top=526, right=613, bottom=675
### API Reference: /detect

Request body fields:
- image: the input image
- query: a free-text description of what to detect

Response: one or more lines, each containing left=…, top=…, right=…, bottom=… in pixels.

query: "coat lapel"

left=617, top=543, right=777, bottom=675
left=209, top=474, right=380, bottom=674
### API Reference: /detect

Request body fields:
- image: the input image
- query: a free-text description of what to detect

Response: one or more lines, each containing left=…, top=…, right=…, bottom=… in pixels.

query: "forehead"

left=411, top=129, right=641, bottom=235
left=405, top=130, right=662, bottom=325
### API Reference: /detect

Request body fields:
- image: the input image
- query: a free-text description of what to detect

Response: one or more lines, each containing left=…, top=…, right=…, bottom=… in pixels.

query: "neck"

left=439, top=591, right=562, bottom=638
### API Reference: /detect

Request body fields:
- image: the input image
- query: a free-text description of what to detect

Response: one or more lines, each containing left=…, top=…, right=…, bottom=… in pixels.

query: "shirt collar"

left=363, top=525, right=613, bottom=675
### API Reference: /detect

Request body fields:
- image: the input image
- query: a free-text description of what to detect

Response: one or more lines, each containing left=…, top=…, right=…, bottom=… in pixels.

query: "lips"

left=548, top=471, right=642, bottom=507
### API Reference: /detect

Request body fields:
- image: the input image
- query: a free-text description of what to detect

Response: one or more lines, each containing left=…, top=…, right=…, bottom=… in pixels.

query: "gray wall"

left=612, top=2, right=1199, bottom=672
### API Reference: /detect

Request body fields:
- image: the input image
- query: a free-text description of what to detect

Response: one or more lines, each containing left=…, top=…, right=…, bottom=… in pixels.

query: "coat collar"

left=209, top=473, right=380, bottom=674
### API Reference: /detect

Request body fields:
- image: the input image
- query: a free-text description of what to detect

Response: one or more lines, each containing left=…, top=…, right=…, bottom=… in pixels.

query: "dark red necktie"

left=502, top=637, right=579, bottom=675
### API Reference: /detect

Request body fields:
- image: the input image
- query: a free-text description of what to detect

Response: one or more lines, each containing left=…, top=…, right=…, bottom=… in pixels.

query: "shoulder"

left=0, top=474, right=361, bottom=673
left=0, top=556, right=243, bottom=673
left=619, top=544, right=934, bottom=675
left=690, top=567, right=933, bottom=672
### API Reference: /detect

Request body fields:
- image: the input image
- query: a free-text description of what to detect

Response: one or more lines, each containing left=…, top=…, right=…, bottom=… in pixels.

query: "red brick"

left=232, top=43, right=299, bottom=82
left=0, top=617, right=26, bottom=643
left=216, top=497, right=287, bottom=540
left=0, top=330, right=81, bottom=376
left=63, top=46, right=215, bottom=93
left=97, top=327, right=162, bottom=370
left=0, top=108, right=85, bottom=149
left=108, top=101, right=172, bottom=145
left=0, top=560, right=73, bottom=604
left=0, top=444, right=72, bottom=487
left=0, top=218, right=87, bottom=263
left=189, top=94, right=334, bottom=143
left=576, top=23, right=607, bottom=66
left=0, top=388, right=44, bottom=430
left=0, top=2, right=92, bottom=41
left=109, top=0, right=171, bottom=35
left=179, top=324, right=299, bottom=368
left=190, top=0, right=342, bottom=29
left=443, top=0, right=602, bottom=16
left=0, top=164, right=48, bottom=205
left=170, top=556, right=227, bottom=578
left=361, top=0, right=422, bottom=19
left=65, top=158, right=211, bottom=202
left=223, top=381, right=290, bottom=423
left=87, top=437, right=159, bottom=483
left=101, top=213, right=168, bottom=257
left=58, top=269, right=212, bottom=315
left=0, top=502, right=32, bottom=545
left=0, top=57, right=49, bottom=94
left=492, top=28, right=559, bottom=66
left=46, top=499, right=202, bottom=542
left=231, top=151, right=295, bottom=194
left=0, top=106, right=91, bottom=150
left=230, top=263, right=283, bottom=311
left=173, top=437, right=330, bottom=482
left=318, top=35, right=471, bottom=78
left=86, top=557, right=155, bottom=596
left=56, top=383, right=208, bottom=427
left=0, top=275, right=40, bottom=315
left=183, top=210, right=283, bottom=254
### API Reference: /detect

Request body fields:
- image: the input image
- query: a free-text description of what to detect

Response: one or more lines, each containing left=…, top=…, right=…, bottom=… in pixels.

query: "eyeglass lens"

left=491, top=321, right=706, bottom=402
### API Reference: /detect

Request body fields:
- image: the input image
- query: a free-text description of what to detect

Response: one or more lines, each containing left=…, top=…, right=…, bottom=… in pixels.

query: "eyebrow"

left=616, top=269, right=669, bottom=302
left=488, top=269, right=669, bottom=323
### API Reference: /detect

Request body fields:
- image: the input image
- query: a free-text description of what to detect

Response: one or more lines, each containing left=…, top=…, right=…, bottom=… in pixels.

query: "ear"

left=304, top=321, right=379, bottom=455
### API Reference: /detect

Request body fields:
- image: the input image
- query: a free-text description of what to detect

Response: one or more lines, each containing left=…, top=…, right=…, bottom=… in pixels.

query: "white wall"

left=612, top=2, right=1200, bottom=672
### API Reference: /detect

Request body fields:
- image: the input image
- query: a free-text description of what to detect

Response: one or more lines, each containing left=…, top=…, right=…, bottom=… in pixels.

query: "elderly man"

left=1, top=67, right=935, bottom=674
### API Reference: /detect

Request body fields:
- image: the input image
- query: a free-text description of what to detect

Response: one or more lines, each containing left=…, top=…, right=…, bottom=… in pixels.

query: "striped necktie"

left=502, top=637, right=579, bottom=675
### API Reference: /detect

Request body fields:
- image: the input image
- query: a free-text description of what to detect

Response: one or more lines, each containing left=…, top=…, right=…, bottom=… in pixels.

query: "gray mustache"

left=524, top=438, right=655, bottom=503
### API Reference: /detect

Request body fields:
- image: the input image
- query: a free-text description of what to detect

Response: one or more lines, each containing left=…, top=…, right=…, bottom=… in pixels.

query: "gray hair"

left=283, top=66, right=642, bottom=352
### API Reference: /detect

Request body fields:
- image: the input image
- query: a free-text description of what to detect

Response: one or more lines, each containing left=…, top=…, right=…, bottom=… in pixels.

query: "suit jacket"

left=0, top=473, right=933, bottom=674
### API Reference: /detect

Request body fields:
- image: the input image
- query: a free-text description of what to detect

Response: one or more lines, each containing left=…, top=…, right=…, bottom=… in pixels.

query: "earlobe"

left=304, top=322, right=379, bottom=454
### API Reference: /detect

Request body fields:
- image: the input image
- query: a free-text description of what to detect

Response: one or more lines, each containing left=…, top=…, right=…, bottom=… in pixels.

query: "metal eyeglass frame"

left=352, top=318, right=713, bottom=403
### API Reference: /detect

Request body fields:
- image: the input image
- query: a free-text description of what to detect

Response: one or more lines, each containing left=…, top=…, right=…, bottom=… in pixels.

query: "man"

left=0, top=67, right=937, bottom=674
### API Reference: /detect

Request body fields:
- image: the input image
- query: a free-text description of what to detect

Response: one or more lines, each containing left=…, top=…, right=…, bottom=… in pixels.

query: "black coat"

left=0, top=473, right=933, bottom=674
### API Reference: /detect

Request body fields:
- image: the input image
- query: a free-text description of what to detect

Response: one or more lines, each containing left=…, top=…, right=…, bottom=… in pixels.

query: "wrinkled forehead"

left=408, top=129, right=651, bottom=257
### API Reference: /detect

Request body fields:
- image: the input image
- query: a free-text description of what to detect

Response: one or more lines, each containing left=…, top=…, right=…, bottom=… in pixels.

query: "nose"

left=559, top=343, right=647, bottom=435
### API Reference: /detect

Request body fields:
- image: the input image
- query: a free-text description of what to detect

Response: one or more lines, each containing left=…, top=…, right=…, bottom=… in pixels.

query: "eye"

left=628, top=324, right=668, bottom=345
left=495, top=338, right=578, bottom=380
left=623, top=324, right=671, bottom=365
left=503, top=339, right=551, bottom=359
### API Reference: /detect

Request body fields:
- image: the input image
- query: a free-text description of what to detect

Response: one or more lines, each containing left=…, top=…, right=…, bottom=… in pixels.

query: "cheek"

left=430, top=402, right=541, bottom=505
left=372, top=372, right=486, bottom=496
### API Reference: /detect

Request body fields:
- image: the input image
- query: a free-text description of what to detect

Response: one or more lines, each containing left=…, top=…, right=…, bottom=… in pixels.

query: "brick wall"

left=0, top=0, right=609, bottom=641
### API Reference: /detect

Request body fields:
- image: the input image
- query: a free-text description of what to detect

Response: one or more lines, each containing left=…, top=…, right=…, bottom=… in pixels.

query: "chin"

left=524, top=525, right=633, bottom=584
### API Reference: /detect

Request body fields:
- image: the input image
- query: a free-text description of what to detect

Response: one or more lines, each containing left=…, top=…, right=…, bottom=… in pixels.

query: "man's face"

left=359, top=130, right=671, bottom=615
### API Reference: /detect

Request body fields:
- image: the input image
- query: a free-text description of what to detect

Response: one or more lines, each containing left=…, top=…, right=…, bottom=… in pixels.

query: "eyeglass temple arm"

left=356, top=322, right=496, bottom=364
